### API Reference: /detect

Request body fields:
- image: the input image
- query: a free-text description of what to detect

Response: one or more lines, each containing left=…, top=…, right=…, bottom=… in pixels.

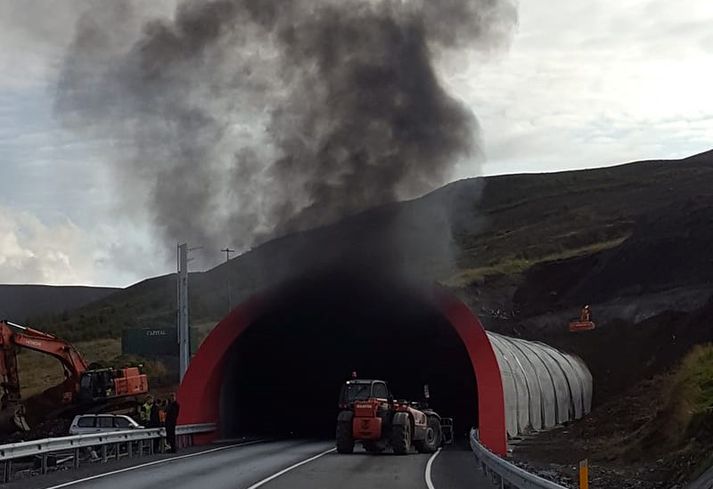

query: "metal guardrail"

left=470, top=429, right=569, bottom=489
left=0, top=423, right=216, bottom=483
left=176, top=423, right=216, bottom=436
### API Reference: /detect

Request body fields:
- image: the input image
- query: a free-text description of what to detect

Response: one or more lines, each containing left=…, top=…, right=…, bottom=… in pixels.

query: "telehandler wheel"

left=391, top=420, right=411, bottom=455
left=363, top=441, right=386, bottom=453
left=415, top=416, right=442, bottom=453
left=336, top=420, right=354, bottom=454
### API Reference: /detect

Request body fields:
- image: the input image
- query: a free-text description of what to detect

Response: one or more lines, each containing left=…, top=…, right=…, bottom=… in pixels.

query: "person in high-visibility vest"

left=140, top=395, right=154, bottom=425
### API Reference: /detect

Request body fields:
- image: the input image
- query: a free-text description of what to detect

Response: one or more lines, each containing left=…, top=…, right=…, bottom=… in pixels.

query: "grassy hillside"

left=26, top=150, right=713, bottom=346
left=17, top=338, right=121, bottom=398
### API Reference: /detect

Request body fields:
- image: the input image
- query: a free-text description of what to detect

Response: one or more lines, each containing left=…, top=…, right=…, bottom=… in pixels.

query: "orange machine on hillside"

left=568, top=305, right=596, bottom=332
left=0, top=320, right=148, bottom=433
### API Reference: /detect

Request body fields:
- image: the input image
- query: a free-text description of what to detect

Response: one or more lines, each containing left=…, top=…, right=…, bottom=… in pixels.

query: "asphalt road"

left=12, top=439, right=492, bottom=489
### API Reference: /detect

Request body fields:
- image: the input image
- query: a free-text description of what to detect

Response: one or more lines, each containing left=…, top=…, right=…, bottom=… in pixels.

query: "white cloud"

left=0, top=206, right=98, bottom=284
left=0, top=206, right=174, bottom=287
left=442, top=0, right=713, bottom=176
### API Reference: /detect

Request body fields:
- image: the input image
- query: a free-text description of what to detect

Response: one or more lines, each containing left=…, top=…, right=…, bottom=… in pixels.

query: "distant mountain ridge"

left=0, top=285, right=120, bottom=323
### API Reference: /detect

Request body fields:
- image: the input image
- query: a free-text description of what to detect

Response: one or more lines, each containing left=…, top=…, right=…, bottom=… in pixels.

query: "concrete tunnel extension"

left=178, top=275, right=592, bottom=455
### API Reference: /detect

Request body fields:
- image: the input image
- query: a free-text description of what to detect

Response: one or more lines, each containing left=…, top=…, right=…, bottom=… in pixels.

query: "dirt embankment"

left=511, top=297, right=713, bottom=488
left=498, top=200, right=713, bottom=487
left=514, top=345, right=713, bottom=488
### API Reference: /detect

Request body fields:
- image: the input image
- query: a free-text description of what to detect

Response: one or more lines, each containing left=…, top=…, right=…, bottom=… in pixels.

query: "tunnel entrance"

left=219, top=273, right=478, bottom=439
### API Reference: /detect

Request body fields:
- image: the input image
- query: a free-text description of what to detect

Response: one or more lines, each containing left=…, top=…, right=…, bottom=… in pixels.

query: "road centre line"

left=425, top=447, right=443, bottom=489
left=245, top=447, right=337, bottom=489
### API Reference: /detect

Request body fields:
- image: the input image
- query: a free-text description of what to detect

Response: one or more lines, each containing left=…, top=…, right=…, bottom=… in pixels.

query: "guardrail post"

left=114, top=442, right=120, bottom=460
left=579, top=459, right=589, bottom=489
left=74, top=448, right=80, bottom=469
left=41, top=453, right=48, bottom=474
left=3, top=460, right=11, bottom=483
left=138, top=439, right=144, bottom=457
left=128, top=440, right=133, bottom=458
left=102, top=444, right=108, bottom=463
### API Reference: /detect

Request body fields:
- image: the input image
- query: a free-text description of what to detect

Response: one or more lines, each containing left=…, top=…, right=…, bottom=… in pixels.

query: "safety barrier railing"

left=0, top=423, right=216, bottom=483
left=470, top=429, right=569, bottom=489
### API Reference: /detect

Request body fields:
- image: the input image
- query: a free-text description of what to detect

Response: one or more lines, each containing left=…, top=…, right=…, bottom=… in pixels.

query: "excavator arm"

left=0, top=320, right=148, bottom=435
left=0, top=320, right=89, bottom=432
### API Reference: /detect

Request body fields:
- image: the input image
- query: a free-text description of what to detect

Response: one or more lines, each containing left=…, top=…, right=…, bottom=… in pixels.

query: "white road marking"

left=245, top=447, right=336, bottom=489
left=425, top=447, right=443, bottom=489
left=41, top=439, right=267, bottom=489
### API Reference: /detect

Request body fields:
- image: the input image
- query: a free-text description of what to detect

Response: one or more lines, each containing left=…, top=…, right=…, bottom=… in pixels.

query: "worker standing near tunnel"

left=580, top=305, right=592, bottom=322
left=165, top=393, right=180, bottom=453
left=146, top=396, right=161, bottom=452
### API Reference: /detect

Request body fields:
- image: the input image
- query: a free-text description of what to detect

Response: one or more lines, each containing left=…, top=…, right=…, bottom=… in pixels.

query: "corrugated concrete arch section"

left=487, top=332, right=593, bottom=438
left=488, top=335, right=529, bottom=436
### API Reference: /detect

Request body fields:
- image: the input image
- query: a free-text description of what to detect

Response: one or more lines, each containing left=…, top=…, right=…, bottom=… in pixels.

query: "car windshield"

left=341, top=383, right=372, bottom=402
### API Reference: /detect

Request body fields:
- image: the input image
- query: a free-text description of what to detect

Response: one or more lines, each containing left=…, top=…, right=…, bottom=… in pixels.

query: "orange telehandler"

left=336, top=379, right=453, bottom=454
left=0, top=320, right=148, bottom=433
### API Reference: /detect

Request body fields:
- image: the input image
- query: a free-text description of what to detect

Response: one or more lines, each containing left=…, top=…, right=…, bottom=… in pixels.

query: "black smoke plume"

left=56, top=0, right=517, bottom=273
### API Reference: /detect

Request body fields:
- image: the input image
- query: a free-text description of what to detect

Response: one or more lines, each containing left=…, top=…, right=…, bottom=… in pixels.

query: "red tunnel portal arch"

left=177, top=285, right=507, bottom=455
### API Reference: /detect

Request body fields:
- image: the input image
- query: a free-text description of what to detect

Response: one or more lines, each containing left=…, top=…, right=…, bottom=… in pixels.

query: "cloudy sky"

left=0, top=0, right=712, bottom=287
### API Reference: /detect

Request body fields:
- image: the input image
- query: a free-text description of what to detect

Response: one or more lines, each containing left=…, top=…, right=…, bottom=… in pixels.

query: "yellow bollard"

left=579, top=459, right=589, bottom=489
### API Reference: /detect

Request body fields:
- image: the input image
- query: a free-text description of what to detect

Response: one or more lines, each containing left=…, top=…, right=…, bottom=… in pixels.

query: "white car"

left=69, top=414, right=143, bottom=435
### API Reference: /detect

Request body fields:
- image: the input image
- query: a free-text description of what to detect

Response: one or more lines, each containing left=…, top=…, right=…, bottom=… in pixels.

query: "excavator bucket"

left=0, top=403, right=30, bottom=434
left=14, top=410, right=30, bottom=432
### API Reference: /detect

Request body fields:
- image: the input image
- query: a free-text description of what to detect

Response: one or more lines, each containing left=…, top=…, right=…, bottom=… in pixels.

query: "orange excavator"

left=0, top=320, right=148, bottom=433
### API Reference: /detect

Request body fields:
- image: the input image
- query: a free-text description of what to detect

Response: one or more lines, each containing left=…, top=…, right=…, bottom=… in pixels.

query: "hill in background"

left=0, top=284, right=119, bottom=324
left=26, top=149, right=713, bottom=344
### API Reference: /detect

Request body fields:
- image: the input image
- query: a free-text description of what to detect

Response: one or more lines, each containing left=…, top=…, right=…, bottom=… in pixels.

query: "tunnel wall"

left=487, top=332, right=593, bottom=437
left=178, top=285, right=509, bottom=454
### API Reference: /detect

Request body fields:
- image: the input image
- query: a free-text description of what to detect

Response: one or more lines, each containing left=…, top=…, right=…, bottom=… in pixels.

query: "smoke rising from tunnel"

left=55, top=0, right=517, bottom=273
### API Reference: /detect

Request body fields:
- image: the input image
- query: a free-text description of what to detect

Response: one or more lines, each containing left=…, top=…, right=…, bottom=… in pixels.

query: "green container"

left=122, top=327, right=199, bottom=357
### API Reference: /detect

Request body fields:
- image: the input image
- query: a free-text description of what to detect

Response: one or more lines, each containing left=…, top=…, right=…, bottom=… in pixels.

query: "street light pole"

left=221, top=247, right=236, bottom=313
left=176, top=244, right=203, bottom=381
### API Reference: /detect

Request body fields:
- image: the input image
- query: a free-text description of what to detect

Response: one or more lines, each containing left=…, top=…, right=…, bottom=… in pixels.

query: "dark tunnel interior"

left=219, top=273, right=478, bottom=440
